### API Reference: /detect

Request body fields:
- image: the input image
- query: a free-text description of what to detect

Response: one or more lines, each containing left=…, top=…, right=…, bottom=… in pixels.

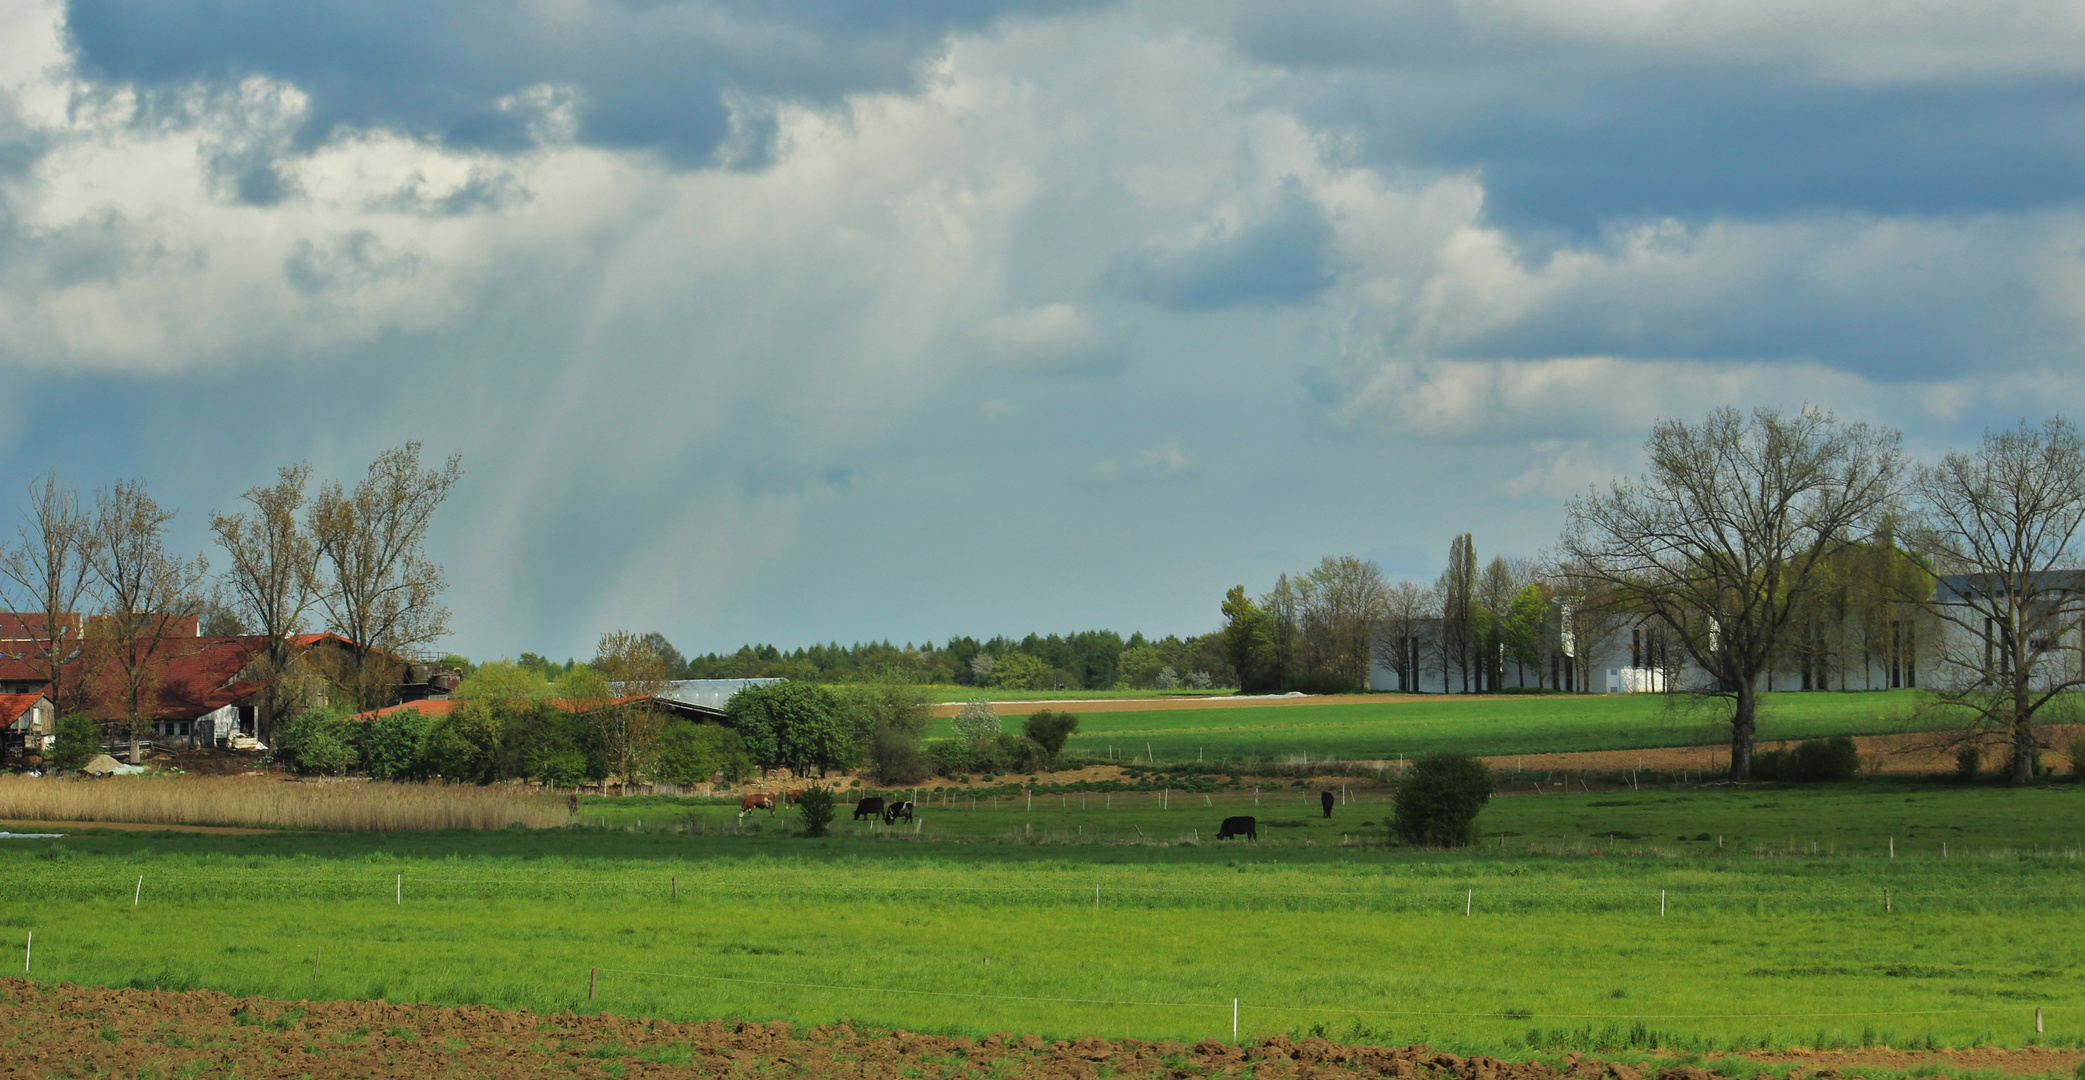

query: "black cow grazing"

left=883, top=800, right=915, bottom=825
left=854, top=797, right=886, bottom=821
left=1217, top=816, right=1257, bottom=840
left=1321, top=790, right=1334, bottom=818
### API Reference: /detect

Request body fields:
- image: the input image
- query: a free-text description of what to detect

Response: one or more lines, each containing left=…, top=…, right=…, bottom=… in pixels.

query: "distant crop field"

left=919, top=691, right=1934, bottom=762
left=7, top=779, right=2083, bottom=1060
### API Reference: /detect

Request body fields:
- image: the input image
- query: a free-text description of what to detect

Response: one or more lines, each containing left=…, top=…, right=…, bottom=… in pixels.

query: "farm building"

left=0, top=693, right=55, bottom=764
left=652, top=679, right=782, bottom=718
left=1369, top=596, right=1939, bottom=695
left=349, top=679, right=781, bottom=725
left=0, top=612, right=460, bottom=749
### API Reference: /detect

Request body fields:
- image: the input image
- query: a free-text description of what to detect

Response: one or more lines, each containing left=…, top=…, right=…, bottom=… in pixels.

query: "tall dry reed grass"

left=0, top=775, right=566, bottom=831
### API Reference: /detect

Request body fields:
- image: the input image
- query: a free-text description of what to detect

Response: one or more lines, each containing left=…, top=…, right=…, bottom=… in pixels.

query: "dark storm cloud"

left=1300, top=72, right=2085, bottom=234
left=63, top=0, right=1111, bottom=164
left=1208, top=0, right=2085, bottom=232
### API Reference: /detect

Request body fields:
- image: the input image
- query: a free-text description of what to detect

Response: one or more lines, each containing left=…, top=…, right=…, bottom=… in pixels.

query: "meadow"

left=6, top=776, right=2084, bottom=1064
left=581, top=774, right=2085, bottom=857
left=926, top=690, right=1935, bottom=763
left=4, top=691, right=2075, bottom=1071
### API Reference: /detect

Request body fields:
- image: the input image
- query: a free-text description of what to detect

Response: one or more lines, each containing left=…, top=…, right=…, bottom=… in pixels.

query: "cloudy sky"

left=3, top=0, right=2083, bottom=660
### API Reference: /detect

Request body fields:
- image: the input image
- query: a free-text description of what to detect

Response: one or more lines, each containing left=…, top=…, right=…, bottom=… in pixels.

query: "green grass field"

left=927, top=690, right=1935, bottom=762
left=924, top=686, right=1235, bottom=703
left=7, top=777, right=2084, bottom=1063
left=580, top=774, right=2085, bottom=857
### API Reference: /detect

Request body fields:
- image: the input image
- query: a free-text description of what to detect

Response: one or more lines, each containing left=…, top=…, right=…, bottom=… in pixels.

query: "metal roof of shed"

left=653, top=678, right=783, bottom=716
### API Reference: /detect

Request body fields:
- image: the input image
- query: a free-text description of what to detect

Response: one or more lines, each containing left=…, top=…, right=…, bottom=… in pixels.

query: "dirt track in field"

left=1483, top=726, right=2085, bottom=779
left=2, top=980, right=2076, bottom=1079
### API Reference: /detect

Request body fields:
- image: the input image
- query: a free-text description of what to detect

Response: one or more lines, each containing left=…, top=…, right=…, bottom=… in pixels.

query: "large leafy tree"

left=1561, top=406, right=1904, bottom=780
left=722, top=681, right=864, bottom=777
left=1219, top=585, right=1271, bottom=692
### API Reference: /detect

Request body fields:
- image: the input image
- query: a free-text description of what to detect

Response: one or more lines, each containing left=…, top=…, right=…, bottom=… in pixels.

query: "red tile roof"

left=0, top=613, right=79, bottom=641
left=348, top=696, right=650, bottom=722
left=81, top=635, right=271, bottom=722
left=0, top=693, right=47, bottom=726
left=354, top=700, right=459, bottom=721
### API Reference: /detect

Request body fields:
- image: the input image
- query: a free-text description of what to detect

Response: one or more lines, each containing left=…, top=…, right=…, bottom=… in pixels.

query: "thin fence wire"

left=18, top=870, right=2085, bottom=917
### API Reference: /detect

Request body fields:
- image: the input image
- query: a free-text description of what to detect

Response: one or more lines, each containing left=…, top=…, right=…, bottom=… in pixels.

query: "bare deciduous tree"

left=210, top=463, right=319, bottom=743
left=89, top=480, right=210, bottom=764
left=1, top=473, right=98, bottom=716
left=1474, top=555, right=1517, bottom=691
left=1261, top=573, right=1300, bottom=690
left=1550, top=564, right=1632, bottom=693
left=1297, top=555, right=1389, bottom=689
left=1561, top=406, right=1904, bottom=780
left=310, top=443, right=463, bottom=709
left=1372, top=580, right=1437, bottom=692
left=1905, top=419, right=2085, bottom=787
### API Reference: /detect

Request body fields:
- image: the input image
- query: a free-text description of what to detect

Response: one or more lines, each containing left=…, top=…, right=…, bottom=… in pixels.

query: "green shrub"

left=655, top=721, right=754, bottom=786
left=1752, top=737, right=1859, bottom=783
left=275, top=708, right=356, bottom=775
left=850, top=684, right=931, bottom=785
left=1955, top=745, right=1982, bottom=781
left=796, top=785, right=836, bottom=838
left=359, top=709, right=432, bottom=781
left=926, top=738, right=994, bottom=777
left=1791, top=736, right=1860, bottom=782
left=867, top=726, right=931, bottom=784
left=924, top=734, right=1047, bottom=777
left=2070, top=737, right=2085, bottom=781
left=1391, top=752, right=1494, bottom=847
left=996, top=732, right=1050, bottom=773
left=46, top=714, right=101, bottom=771
left=418, top=701, right=505, bottom=783
left=1022, top=711, right=1079, bottom=759
left=512, top=704, right=598, bottom=786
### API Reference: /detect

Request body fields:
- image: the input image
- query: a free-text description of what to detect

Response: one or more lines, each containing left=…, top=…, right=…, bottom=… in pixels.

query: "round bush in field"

left=1391, top=753, right=1495, bottom=847
left=796, top=785, right=836, bottom=838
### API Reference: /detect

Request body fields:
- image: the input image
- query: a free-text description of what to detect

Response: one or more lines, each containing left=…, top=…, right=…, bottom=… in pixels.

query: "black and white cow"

left=883, top=800, right=915, bottom=825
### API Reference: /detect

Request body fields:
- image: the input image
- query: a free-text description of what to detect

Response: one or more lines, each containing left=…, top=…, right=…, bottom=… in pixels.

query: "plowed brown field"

left=1478, top=725, right=2085, bottom=779
left=2, top=979, right=2077, bottom=1080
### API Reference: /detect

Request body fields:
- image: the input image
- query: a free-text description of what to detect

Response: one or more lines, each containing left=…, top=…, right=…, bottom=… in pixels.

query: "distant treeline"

left=483, top=630, right=1238, bottom=692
